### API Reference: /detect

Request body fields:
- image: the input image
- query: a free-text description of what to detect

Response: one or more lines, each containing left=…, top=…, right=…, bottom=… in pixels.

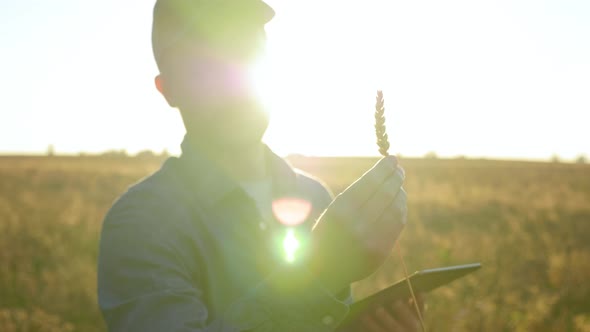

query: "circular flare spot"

left=272, top=197, right=312, bottom=226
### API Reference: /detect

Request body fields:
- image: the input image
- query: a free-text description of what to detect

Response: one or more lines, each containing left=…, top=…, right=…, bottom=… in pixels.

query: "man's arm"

left=97, top=196, right=350, bottom=332
left=295, top=170, right=354, bottom=305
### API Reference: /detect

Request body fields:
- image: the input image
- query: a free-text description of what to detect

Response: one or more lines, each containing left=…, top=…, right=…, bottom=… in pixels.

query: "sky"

left=1, top=0, right=588, bottom=159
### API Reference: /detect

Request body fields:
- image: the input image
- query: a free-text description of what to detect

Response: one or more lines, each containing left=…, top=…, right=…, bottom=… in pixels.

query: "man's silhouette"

left=97, top=0, right=423, bottom=331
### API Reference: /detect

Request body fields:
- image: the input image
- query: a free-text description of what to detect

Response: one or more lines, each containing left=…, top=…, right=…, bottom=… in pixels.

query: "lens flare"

left=283, top=229, right=300, bottom=263
left=272, top=197, right=312, bottom=226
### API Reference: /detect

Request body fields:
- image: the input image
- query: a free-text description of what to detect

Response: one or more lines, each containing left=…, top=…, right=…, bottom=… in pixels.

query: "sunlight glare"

left=251, top=1, right=388, bottom=156
left=282, top=229, right=301, bottom=263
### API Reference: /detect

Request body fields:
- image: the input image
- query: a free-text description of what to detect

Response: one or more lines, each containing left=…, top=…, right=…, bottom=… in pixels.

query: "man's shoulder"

left=293, top=169, right=331, bottom=195
left=103, top=157, right=191, bottom=225
left=270, top=150, right=333, bottom=205
left=292, top=168, right=334, bottom=209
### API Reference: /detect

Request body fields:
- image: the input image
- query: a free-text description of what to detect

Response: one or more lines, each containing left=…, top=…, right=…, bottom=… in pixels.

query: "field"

left=0, top=155, right=589, bottom=331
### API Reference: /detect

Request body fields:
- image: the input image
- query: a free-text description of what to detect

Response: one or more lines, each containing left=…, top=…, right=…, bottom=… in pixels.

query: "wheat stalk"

left=375, top=91, right=390, bottom=157
left=374, top=90, right=426, bottom=332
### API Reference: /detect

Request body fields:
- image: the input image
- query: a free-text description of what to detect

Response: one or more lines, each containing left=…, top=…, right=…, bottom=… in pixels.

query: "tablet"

left=339, top=263, right=481, bottom=326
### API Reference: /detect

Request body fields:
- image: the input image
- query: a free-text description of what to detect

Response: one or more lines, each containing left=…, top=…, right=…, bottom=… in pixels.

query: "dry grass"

left=1, top=155, right=589, bottom=331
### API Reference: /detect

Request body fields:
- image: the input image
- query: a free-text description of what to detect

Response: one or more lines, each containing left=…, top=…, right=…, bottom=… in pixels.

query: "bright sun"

left=251, top=1, right=386, bottom=157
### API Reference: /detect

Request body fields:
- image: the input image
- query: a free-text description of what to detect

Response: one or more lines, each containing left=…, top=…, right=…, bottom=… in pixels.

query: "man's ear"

left=155, top=74, right=177, bottom=107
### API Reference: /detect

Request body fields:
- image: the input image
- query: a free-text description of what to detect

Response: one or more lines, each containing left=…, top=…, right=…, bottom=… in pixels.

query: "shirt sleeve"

left=294, top=172, right=354, bottom=306
left=97, top=196, right=350, bottom=332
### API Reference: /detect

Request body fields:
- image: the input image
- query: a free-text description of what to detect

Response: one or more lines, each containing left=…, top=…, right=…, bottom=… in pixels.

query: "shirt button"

left=259, top=222, right=267, bottom=231
left=322, top=315, right=334, bottom=327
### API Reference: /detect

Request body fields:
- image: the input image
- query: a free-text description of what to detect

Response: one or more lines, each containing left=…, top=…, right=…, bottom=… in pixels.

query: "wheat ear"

left=375, top=91, right=390, bottom=157
left=374, top=90, right=426, bottom=332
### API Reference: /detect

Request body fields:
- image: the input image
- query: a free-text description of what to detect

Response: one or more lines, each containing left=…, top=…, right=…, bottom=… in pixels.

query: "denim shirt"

left=97, top=137, right=352, bottom=331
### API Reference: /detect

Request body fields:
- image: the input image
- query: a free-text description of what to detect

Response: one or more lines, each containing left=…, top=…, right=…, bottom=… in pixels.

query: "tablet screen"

left=339, top=263, right=481, bottom=327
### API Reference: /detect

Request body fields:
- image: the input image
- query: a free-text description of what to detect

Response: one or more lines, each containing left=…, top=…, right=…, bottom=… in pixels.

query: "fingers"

left=359, top=297, right=426, bottom=332
left=362, top=187, right=407, bottom=255
left=411, top=293, right=427, bottom=318
left=360, top=169, right=405, bottom=224
left=341, top=156, right=399, bottom=207
left=361, top=310, right=402, bottom=332
left=360, top=316, right=387, bottom=332
left=375, top=306, right=406, bottom=332
left=392, top=300, right=421, bottom=332
left=362, top=300, right=423, bottom=332
left=379, top=187, right=408, bottom=226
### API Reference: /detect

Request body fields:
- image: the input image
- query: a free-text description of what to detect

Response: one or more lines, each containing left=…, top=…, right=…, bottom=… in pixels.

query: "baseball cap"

left=152, top=0, right=275, bottom=69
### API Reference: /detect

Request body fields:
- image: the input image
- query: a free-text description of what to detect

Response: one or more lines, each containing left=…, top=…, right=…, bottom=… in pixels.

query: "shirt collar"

left=178, top=135, right=298, bottom=207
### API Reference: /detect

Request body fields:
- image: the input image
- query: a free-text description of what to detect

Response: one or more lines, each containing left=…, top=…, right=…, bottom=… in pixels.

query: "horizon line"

left=0, top=151, right=586, bottom=164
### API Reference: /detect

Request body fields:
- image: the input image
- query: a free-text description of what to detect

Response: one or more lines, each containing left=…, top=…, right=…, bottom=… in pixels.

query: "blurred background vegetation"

left=0, top=155, right=589, bottom=331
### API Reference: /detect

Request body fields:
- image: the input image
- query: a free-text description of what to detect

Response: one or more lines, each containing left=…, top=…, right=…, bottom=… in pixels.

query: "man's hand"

left=357, top=295, right=426, bottom=332
left=309, top=156, right=407, bottom=293
left=335, top=295, right=426, bottom=332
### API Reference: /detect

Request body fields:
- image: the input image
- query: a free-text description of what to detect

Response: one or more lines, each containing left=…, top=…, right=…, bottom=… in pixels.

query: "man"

left=97, top=0, right=424, bottom=331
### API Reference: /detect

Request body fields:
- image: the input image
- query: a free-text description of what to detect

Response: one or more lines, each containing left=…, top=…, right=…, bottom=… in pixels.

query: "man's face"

left=158, top=23, right=270, bottom=148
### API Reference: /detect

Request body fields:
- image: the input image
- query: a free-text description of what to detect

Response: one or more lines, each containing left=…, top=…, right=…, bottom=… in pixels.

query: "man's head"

left=152, top=0, right=275, bottom=148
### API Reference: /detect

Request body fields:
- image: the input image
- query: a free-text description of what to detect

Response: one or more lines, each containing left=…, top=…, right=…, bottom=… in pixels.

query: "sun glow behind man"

left=1, top=0, right=588, bottom=159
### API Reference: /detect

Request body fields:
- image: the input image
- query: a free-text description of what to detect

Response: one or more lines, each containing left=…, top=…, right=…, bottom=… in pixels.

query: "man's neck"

left=187, top=136, right=268, bottom=182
